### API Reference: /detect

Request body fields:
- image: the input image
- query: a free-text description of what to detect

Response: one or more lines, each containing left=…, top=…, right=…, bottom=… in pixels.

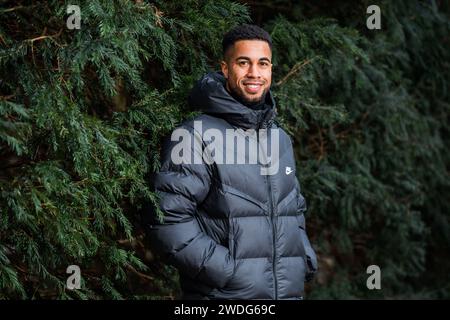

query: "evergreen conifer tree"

left=0, top=0, right=448, bottom=299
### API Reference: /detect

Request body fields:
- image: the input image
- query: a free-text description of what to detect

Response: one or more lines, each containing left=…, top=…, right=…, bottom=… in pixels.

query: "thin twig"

left=276, top=57, right=316, bottom=86
left=26, top=29, right=63, bottom=43
left=0, top=94, right=15, bottom=101
left=117, top=234, right=144, bottom=244
left=0, top=34, right=7, bottom=47
left=318, top=126, right=325, bottom=161
left=1, top=5, right=24, bottom=13
left=126, top=264, right=154, bottom=282
left=243, top=1, right=291, bottom=11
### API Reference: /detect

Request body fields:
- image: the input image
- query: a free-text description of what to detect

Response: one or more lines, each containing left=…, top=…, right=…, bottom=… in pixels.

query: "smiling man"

left=221, top=35, right=272, bottom=106
left=147, top=24, right=317, bottom=300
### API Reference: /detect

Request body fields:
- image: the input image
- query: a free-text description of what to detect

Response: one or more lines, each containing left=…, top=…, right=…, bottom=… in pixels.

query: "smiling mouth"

left=243, top=82, right=264, bottom=94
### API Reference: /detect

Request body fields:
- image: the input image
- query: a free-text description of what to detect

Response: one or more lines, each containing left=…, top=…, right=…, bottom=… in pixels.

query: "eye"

left=238, top=60, right=248, bottom=66
left=259, top=61, right=270, bottom=67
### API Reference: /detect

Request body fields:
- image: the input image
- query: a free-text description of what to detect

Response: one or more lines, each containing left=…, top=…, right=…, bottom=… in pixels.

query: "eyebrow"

left=235, top=56, right=272, bottom=63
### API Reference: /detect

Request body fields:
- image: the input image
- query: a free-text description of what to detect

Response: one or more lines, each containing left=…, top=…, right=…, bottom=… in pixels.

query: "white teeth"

left=246, top=85, right=259, bottom=89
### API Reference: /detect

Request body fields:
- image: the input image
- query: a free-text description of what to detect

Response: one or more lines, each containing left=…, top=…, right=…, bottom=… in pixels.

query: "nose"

left=247, top=63, right=261, bottom=78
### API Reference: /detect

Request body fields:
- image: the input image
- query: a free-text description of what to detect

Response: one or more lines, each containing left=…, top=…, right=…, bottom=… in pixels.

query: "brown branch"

left=1, top=4, right=40, bottom=13
left=0, top=94, right=15, bottom=101
left=26, top=29, right=62, bottom=43
left=151, top=4, right=164, bottom=27
left=318, top=126, right=325, bottom=161
left=242, top=1, right=292, bottom=11
left=276, top=57, right=316, bottom=86
left=0, top=34, right=7, bottom=47
left=126, top=264, right=154, bottom=282
left=117, top=234, right=144, bottom=245
left=1, top=5, right=25, bottom=13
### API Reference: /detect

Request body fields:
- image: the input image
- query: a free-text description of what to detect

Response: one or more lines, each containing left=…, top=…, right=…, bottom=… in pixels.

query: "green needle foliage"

left=0, top=0, right=448, bottom=299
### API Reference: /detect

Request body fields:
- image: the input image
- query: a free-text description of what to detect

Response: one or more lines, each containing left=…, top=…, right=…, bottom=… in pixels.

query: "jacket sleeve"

left=295, top=178, right=318, bottom=282
left=147, top=125, right=235, bottom=289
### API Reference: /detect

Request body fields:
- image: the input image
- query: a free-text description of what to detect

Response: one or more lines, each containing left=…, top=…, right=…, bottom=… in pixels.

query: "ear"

left=220, top=60, right=228, bottom=79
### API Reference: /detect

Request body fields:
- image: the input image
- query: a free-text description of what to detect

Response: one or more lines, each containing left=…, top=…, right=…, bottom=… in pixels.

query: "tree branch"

left=126, top=264, right=154, bottom=282
left=276, top=57, right=316, bottom=86
left=26, top=29, right=62, bottom=43
left=1, top=5, right=25, bottom=13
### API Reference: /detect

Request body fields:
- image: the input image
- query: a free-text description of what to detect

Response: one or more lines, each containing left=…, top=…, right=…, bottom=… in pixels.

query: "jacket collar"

left=188, top=71, right=277, bottom=130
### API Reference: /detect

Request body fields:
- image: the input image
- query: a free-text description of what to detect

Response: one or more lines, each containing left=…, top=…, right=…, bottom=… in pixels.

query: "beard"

left=226, top=81, right=269, bottom=107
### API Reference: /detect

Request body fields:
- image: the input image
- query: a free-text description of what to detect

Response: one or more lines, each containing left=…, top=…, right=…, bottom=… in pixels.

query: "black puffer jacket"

left=148, top=72, right=317, bottom=300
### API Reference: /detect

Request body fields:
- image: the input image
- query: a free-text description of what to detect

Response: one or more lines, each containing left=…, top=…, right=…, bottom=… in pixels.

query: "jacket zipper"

left=267, top=173, right=277, bottom=299
left=258, top=118, right=278, bottom=299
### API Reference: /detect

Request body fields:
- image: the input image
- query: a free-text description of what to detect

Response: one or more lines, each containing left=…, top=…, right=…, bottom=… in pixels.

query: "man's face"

left=221, top=40, right=272, bottom=105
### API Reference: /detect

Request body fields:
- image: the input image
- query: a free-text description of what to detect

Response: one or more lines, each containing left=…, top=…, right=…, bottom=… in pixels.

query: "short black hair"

left=222, top=24, right=272, bottom=58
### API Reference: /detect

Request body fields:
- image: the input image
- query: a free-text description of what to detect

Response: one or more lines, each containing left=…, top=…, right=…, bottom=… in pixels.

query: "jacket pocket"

left=297, top=215, right=318, bottom=282
left=220, top=183, right=268, bottom=213
left=296, top=214, right=307, bottom=257
left=277, top=188, right=298, bottom=215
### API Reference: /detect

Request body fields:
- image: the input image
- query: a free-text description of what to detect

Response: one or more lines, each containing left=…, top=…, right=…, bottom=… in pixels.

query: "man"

left=147, top=24, right=317, bottom=300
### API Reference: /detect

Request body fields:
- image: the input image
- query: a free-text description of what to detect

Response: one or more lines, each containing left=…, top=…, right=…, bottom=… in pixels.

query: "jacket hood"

left=188, top=71, right=277, bottom=130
